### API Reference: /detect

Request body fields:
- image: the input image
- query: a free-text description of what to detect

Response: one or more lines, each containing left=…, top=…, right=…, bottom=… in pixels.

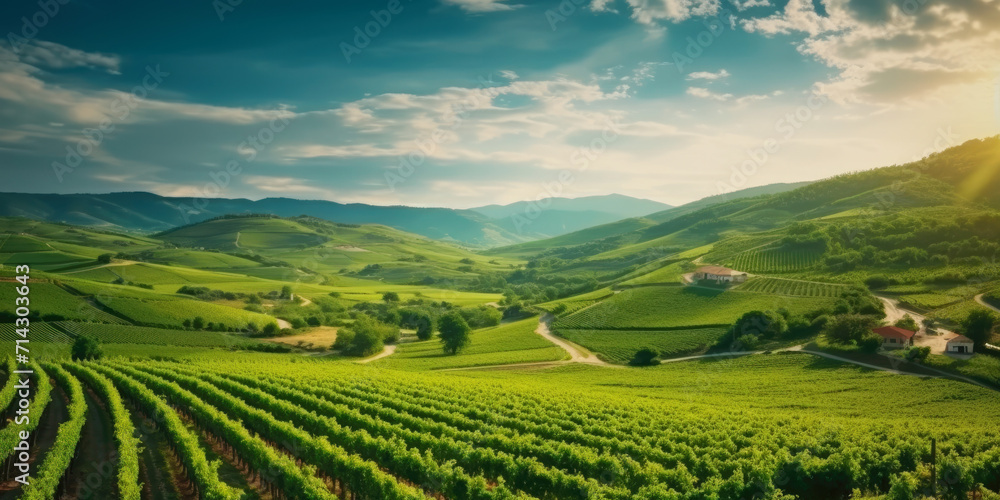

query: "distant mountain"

left=487, top=182, right=810, bottom=257
left=0, top=191, right=666, bottom=248
left=469, top=194, right=671, bottom=242
left=472, top=194, right=670, bottom=220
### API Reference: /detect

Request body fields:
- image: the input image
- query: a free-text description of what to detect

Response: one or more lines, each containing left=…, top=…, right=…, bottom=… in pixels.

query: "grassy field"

left=374, top=317, right=566, bottom=370
left=555, top=326, right=728, bottom=363
left=0, top=281, right=127, bottom=323
left=53, top=322, right=267, bottom=348
left=557, top=286, right=837, bottom=330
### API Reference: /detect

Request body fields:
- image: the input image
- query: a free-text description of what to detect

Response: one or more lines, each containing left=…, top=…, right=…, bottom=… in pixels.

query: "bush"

left=333, top=329, right=355, bottom=350
left=730, top=311, right=787, bottom=339
left=382, top=291, right=400, bottom=302
left=859, top=332, right=883, bottom=353
left=905, top=346, right=931, bottom=362
left=97, top=253, right=114, bottom=264
left=961, top=309, right=996, bottom=349
left=630, top=347, right=660, bottom=366
left=458, top=306, right=502, bottom=328
left=72, top=336, right=103, bottom=361
left=343, top=315, right=396, bottom=357
left=736, top=334, right=760, bottom=350
left=865, top=275, right=892, bottom=290
left=894, top=314, right=919, bottom=332
left=262, top=322, right=279, bottom=336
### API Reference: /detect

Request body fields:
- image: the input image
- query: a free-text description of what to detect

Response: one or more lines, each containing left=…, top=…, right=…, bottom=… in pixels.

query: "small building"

left=946, top=334, right=974, bottom=354
left=872, top=326, right=915, bottom=349
left=694, top=266, right=748, bottom=284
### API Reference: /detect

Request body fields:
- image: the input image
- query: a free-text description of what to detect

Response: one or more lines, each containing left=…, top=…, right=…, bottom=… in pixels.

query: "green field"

left=557, top=286, right=837, bottom=330
left=374, top=317, right=567, bottom=370
left=54, top=322, right=266, bottom=348
left=728, top=246, right=823, bottom=273
left=740, top=277, right=848, bottom=297
left=556, top=326, right=728, bottom=363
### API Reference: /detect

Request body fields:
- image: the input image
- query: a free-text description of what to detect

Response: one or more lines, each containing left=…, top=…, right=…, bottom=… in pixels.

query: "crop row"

left=739, top=277, right=847, bottom=298
left=729, top=247, right=821, bottom=273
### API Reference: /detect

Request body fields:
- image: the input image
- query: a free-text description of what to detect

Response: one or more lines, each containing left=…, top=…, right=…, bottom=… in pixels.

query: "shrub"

left=905, top=346, right=931, bottom=362
left=827, top=314, right=881, bottom=344
left=72, top=336, right=103, bottom=361
left=961, top=309, right=997, bottom=349
left=859, top=332, right=883, bottom=353
left=630, top=347, right=660, bottom=366
left=894, top=315, right=919, bottom=332
left=382, top=291, right=400, bottom=302
left=459, top=306, right=502, bottom=328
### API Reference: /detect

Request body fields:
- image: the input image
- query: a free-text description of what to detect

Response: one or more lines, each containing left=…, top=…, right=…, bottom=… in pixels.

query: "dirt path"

left=535, top=314, right=608, bottom=366
left=59, top=261, right=136, bottom=274
left=275, top=318, right=292, bottom=329
left=234, top=231, right=241, bottom=249
left=295, top=294, right=313, bottom=307
left=877, top=295, right=958, bottom=354
left=975, top=293, right=1000, bottom=314
left=127, top=400, right=189, bottom=500
left=357, top=345, right=397, bottom=364
left=61, top=388, right=117, bottom=500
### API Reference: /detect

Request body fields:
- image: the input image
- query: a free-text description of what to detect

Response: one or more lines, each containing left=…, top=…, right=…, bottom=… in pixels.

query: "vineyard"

left=0, top=356, right=996, bottom=499
left=556, top=286, right=837, bottom=330
left=555, top=327, right=728, bottom=363
left=739, top=277, right=847, bottom=298
left=727, top=247, right=823, bottom=273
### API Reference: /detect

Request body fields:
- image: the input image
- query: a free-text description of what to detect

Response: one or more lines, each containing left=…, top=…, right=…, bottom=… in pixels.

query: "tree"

left=97, top=253, right=114, bottom=264
left=280, top=285, right=293, bottom=300
left=400, top=310, right=434, bottom=340
left=826, top=314, right=881, bottom=344
left=961, top=309, right=996, bottom=349
left=438, top=312, right=471, bottom=355
left=894, top=314, right=919, bottom=332
left=261, top=322, right=279, bottom=336
left=458, top=306, right=502, bottom=328
left=730, top=311, right=787, bottom=341
left=344, top=315, right=394, bottom=356
left=630, top=347, right=659, bottom=366
left=192, top=316, right=205, bottom=330
left=382, top=291, right=400, bottom=303
left=72, top=336, right=103, bottom=361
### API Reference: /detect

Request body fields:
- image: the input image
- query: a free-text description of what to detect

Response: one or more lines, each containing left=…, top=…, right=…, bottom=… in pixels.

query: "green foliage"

left=629, top=347, right=660, bottom=366
left=826, top=314, right=881, bottom=345
left=382, top=291, right=400, bottom=302
left=905, top=346, right=931, bottom=362
left=438, top=312, right=471, bottom=355
left=458, top=305, right=502, bottom=328
left=72, top=336, right=103, bottom=361
left=961, top=309, right=997, bottom=349
left=730, top=310, right=787, bottom=339
left=894, top=314, right=920, bottom=332
left=344, top=315, right=393, bottom=357
left=97, top=253, right=114, bottom=264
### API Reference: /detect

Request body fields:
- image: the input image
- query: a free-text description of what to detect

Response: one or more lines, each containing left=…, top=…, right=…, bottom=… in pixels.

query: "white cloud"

left=687, top=69, right=730, bottom=80
left=686, top=86, right=733, bottom=101
left=741, top=0, right=1000, bottom=104
left=591, top=0, right=721, bottom=25
left=442, top=0, right=521, bottom=12
left=13, top=40, right=121, bottom=74
left=499, top=70, right=519, bottom=80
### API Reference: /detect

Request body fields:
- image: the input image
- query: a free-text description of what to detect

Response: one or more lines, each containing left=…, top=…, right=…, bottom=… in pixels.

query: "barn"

left=694, top=266, right=748, bottom=284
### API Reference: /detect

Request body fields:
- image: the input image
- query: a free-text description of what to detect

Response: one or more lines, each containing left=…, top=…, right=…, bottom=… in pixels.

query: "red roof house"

left=872, top=326, right=915, bottom=349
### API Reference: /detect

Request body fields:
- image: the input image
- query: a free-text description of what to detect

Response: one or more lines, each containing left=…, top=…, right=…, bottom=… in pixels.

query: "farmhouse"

left=694, top=266, right=748, bottom=284
left=945, top=334, right=974, bottom=354
left=872, top=326, right=915, bottom=349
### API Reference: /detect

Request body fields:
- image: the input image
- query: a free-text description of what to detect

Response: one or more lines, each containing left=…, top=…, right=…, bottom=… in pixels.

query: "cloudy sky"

left=1, top=0, right=998, bottom=208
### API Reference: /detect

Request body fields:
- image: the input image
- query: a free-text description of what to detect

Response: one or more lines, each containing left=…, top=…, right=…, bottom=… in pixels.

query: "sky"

left=1, top=0, right=999, bottom=208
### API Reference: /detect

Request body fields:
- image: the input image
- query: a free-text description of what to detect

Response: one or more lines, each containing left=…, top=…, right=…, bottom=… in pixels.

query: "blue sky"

left=1, top=0, right=998, bottom=207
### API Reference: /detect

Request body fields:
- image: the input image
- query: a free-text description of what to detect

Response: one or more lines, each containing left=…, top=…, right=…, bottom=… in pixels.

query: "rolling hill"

left=0, top=192, right=670, bottom=248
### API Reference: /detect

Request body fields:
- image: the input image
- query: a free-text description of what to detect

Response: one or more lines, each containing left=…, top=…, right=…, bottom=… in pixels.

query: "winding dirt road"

left=357, top=344, right=397, bottom=364
left=535, top=314, right=608, bottom=366
left=975, top=294, right=1000, bottom=314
